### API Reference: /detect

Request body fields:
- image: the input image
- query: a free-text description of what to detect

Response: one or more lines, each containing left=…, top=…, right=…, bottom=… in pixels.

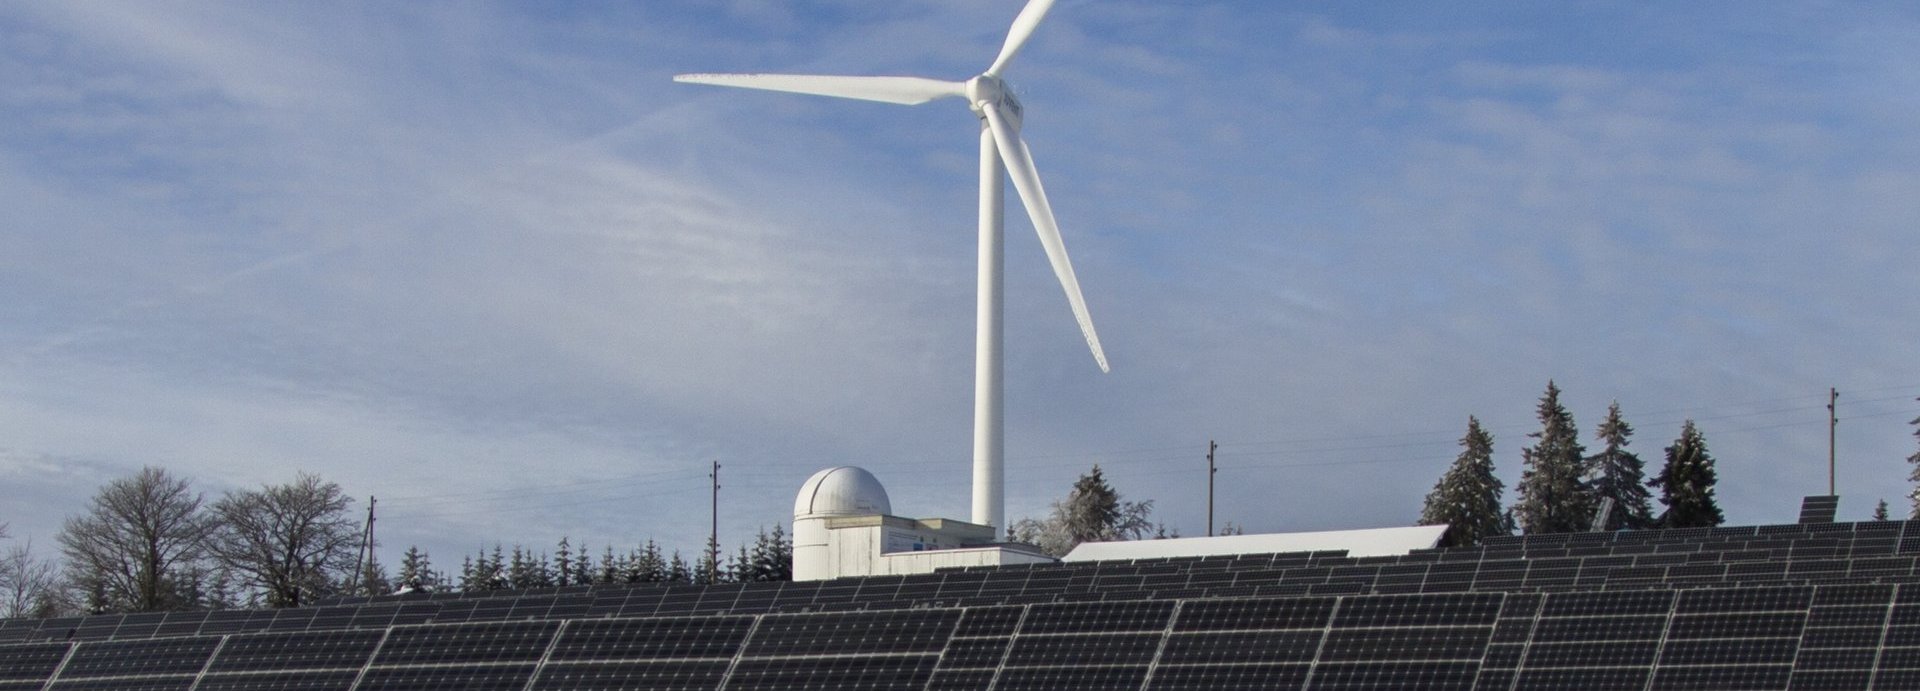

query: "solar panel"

left=193, top=670, right=361, bottom=691
left=528, top=660, right=728, bottom=691
left=369, top=621, right=560, bottom=666
left=0, top=642, right=69, bottom=681
left=1800, top=495, right=1840, bottom=524
left=546, top=616, right=752, bottom=662
left=355, top=663, right=538, bottom=691
left=57, top=637, right=221, bottom=678
left=206, top=630, right=385, bottom=673
left=723, top=654, right=938, bottom=690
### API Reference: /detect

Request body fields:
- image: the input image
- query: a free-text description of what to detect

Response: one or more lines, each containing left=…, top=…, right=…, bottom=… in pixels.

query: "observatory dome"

left=794, top=466, right=892, bottom=518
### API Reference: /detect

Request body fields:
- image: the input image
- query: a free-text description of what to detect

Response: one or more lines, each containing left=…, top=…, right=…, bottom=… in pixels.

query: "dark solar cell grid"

left=1676, top=586, right=1813, bottom=613
left=1146, top=662, right=1311, bottom=690
left=1807, top=605, right=1887, bottom=627
left=1804, top=625, right=1884, bottom=648
left=937, top=636, right=1010, bottom=669
left=1647, top=663, right=1791, bottom=690
left=993, top=664, right=1147, bottom=691
left=1306, top=660, right=1477, bottom=690
left=355, top=663, right=538, bottom=691
left=1158, top=630, right=1323, bottom=665
left=1790, top=669, right=1874, bottom=690
left=529, top=660, right=729, bottom=690
left=1795, top=647, right=1877, bottom=670
left=547, top=616, right=752, bottom=661
left=1660, top=637, right=1801, bottom=665
left=953, top=606, right=1023, bottom=638
left=194, top=670, right=361, bottom=691
left=1318, top=626, right=1492, bottom=662
left=370, top=621, right=560, bottom=666
left=0, top=643, right=68, bottom=680
left=925, top=668, right=995, bottom=691
left=1520, top=640, right=1660, bottom=668
left=207, top=629, right=385, bottom=672
left=1530, top=614, right=1667, bottom=642
left=1664, top=612, right=1806, bottom=639
left=1539, top=589, right=1674, bottom=617
left=1512, top=666, right=1649, bottom=690
left=1332, top=593, right=1501, bottom=628
left=58, top=636, right=221, bottom=678
left=724, top=653, right=937, bottom=691
left=1019, top=601, right=1174, bottom=635
left=45, top=678, right=196, bottom=691
left=1003, top=632, right=1161, bottom=667
left=745, top=609, right=960, bottom=656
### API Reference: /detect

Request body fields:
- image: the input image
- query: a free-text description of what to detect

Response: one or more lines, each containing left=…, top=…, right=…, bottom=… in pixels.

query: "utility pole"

left=1207, top=440, right=1218, bottom=537
left=1828, top=388, right=1839, bottom=496
left=709, top=461, right=721, bottom=585
left=361, top=496, right=377, bottom=595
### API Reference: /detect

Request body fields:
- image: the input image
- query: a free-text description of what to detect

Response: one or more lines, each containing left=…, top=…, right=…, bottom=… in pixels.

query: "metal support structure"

left=1206, top=440, right=1218, bottom=537
left=1828, top=387, right=1839, bottom=497
left=710, top=461, right=722, bottom=585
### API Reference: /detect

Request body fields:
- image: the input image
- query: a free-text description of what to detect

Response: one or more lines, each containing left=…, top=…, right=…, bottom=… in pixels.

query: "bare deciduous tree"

left=207, top=472, right=361, bottom=608
left=57, top=466, right=216, bottom=612
left=3, top=527, right=71, bottom=618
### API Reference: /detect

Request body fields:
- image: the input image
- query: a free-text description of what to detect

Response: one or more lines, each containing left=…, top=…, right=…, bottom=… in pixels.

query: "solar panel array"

left=6, top=518, right=1920, bottom=690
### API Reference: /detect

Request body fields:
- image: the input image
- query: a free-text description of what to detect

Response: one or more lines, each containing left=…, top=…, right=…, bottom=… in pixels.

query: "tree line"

left=1419, top=383, right=1920, bottom=546
left=0, top=467, right=792, bottom=617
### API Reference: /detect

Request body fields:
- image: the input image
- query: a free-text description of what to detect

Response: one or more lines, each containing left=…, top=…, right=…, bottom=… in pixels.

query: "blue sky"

left=3, top=1, right=1917, bottom=569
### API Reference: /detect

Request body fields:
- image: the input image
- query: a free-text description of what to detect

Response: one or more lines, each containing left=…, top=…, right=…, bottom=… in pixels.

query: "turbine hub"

left=965, top=76, right=1023, bottom=128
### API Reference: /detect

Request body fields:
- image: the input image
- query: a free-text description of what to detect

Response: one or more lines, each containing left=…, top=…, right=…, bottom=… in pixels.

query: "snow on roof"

left=1061, top=525, right=1449, bottom=562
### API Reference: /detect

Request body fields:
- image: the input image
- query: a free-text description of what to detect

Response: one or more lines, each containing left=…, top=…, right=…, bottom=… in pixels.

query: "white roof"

left=794, top=466, right=892, bottom=518
left=1061, top=525, right=1448, bottom=562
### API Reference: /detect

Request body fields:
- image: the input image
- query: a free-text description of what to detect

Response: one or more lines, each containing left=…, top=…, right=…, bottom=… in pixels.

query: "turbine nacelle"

left=966, top=76, right=1023, bottom=129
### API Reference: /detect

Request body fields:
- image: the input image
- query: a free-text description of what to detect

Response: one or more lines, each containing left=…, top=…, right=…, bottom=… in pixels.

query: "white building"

left=792, top=466, right=1053, bottom=581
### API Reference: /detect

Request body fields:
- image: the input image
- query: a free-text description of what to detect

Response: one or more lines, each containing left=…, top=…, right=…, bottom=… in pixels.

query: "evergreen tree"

left=599, top=546, right=619, bottom=585
left=1874, top=500, right=1890, bottom=522
left=1908, top=397, right=1920, bottom=519
left=486, top=545, right=509, bottom=590
left=729, top=544, right=753, bottom=583
left=458, top=555, right=479, bottom=592
left=553, top=537, right=573, bottom=587
left=666, top=552, right=691, bottom=583
left=694, top=535, right=723, bottom=585
left=1514, top=381, right=1593, bottom=534
left=631, top=541, right=666, bottom=583
left=1010, top=465, right=1156, bottom=556
left=1418, top=416, right=1513, bottom=546
left=570, top=544, right=594, bottom=587
left=397, top=546, right=433, bottom=592
left=1584, top=401, right=1656, bottom=530
left=1652, top=420, right=1725, bottom=528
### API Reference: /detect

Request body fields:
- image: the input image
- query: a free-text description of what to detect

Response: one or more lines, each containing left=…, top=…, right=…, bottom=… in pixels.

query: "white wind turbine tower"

left=676, top=0, right=1107, bottom=534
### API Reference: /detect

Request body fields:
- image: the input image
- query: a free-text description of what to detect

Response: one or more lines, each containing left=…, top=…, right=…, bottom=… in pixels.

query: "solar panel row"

left=6, top=582, right=1916, bottom=690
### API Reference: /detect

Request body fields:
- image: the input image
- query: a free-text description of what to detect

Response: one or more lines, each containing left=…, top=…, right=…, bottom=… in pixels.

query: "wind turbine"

left=676, top=0, right=1106, bottom=535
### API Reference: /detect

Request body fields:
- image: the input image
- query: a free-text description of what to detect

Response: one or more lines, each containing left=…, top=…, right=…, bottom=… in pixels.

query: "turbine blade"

left=981, top=103, right=1109, bottom=373
left=985, top=0, right=1058, bottom=77
left=673, top=73, right=966, bottom=105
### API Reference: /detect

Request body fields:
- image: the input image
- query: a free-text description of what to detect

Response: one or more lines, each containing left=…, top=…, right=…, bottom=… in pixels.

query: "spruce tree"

left=1065, top=465, right=1122, bottom=544
left=694, top=536, right=723, bottom=585
left=1908, top=397, right=1920, bottom=519
left=553, top=537, right=573, bottom=587
left=667, top=552, right=691, bottom=583
left=398, top=546, right=433, bottom=592
left=1514, top=381, right=1593, bottom=533
left=599, top=546, right=619, bottom=585
left=1584, top=401, right=1656, bottom=530
left=570, top=545, right=594, bottom=586
left=1419, top=416, right=1513, bottom=546
left=1874, top=500, right=1890, bottom=521
left=1652, top=420, right=1724, bottom=528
